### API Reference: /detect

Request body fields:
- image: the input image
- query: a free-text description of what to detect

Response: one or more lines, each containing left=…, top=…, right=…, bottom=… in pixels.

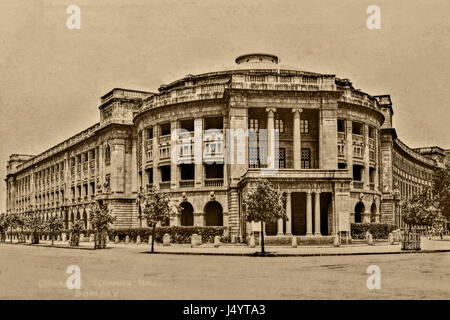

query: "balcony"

left=159, top=181, right=170, bottom=189
left=159, top=146, right=171, bottom=161
left=352, top=134, right=364, bottom=145
left=204, top=178, right=224, bottom=187
left=179, top=180, right=194, bottom=188
left=338, top=131, right=345, bottom=142
left=353, top=181, right=364, bottom=189
left=159, top=134, right=171, bottom=145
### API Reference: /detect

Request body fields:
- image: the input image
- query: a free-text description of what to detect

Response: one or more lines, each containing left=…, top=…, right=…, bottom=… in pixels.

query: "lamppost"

left=136, top=186, right=144, bottom=228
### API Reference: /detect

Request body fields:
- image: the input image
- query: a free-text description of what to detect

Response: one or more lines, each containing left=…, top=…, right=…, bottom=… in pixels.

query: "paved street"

left=1, top=243, right=449, bottom=299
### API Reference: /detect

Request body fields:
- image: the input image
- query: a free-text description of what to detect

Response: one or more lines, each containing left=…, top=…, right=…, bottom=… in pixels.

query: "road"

left=0, top=244, right=449, bottom=299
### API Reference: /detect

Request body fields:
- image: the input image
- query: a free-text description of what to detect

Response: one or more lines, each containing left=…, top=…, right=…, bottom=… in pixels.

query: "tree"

left=46, top=216, right=64, bottom=245
left=6, top=213, right=20, bottom=243
left=24, top=213, right=46, bottom=244
left=89, top=201, right=116, bottom=249
left=0, top=213, right=8, bottom=242
left=69, top=220, right=85, bottom=246
left=16, top=214, right=26, bottom=243
left=242, top=178, right=286, bottom=253
left=432, top=167, right=450, bottom=221
left=401, top=187, right=439, bottom=232
left=142, top=187, right=179, bottom=253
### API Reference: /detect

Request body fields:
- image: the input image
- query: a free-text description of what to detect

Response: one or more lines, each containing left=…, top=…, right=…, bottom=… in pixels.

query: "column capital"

left=265, top=107, right=277, bottom=115
left=291, top=108, right=303, bottom=115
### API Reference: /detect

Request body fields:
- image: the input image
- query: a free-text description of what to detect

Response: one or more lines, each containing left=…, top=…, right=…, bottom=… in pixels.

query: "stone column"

left=314, top=191, right=321, bottom=235
left=364, top=124, right=370, bottom=189
left=285, top=191, right=292, bottom=235
left=277, top=218, right=283, bottom=236
left=80, top=154, right=84, bottom=199
left=292, top=108, right=302, bottom=169
left=152, top=126, right=159, bottom=190
left=170, top=120, right=178, bottom=189
left=306, top=191, right=313, bottom=235
left=87, top=151, right=91, bottom=199
left=194, top=212, right=204, bottom=226
left=266, top=108, right=276, bottom=169
left=194, top=118, right=203, bottom=188
left=346, top=120, right=353, bottom=184
left=94, top=147, right=98, bottom=196
left=222, top=116, right=228, bottom=187
left=98, top=144, right=104, bottom=192
left=319, top=102, right=338, bottom=169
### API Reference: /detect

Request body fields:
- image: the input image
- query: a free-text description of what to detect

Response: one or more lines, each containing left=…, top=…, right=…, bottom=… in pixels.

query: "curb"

left=1, top=242, right=97, bottom=250
left=142, top=249, right=450, bottom=257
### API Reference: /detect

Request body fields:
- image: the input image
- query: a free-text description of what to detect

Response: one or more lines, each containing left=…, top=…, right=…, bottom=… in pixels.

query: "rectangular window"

left=278, top=148, right=286, bottom=169
left=249, top=147, right=260, bottom=168
left=249, top=118, right=259, bottom=132
left=352, top=122, right=363, bottom=135
left=353, top=146, right=363, bottom=158
left=369, top=126, right=376, bottom=139
left=275, top=118, right=284, bottom=133
left=147, top=127, right=153, bottom=139
left=160, top=122, right=171, bottom=136
left=301, top=148, right=311, bottom=169
left=337, top=119, right=345, bottom=132
left=353, top=165, right=363, bottom=181
left=145, top=168, right=153, bottom=185
left=300, top=119, right=309, bottom=134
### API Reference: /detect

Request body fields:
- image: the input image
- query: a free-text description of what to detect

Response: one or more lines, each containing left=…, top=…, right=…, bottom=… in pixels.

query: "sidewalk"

left=3, top=236, right=450, bottom=257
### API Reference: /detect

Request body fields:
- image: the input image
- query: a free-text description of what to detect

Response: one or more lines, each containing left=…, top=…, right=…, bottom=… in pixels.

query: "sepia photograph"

left=0, top=0, right=449, bottom=311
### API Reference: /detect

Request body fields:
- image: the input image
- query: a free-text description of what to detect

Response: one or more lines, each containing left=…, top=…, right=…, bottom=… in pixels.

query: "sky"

left=0, top=0, right=449, bottom=211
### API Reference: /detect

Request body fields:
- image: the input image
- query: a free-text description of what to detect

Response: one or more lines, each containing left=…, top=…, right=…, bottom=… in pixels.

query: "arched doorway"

left=180, top=202, right=194, bottom=226
left=204, top=201, right=223, bottom=226
left=370, top=203, right=377, bottom=223
left=355, top=202, right=365, bottom=223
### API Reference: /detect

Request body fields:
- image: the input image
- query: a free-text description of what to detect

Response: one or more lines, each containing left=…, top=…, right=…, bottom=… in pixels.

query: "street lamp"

left=136, top=186, right=144, bottom=228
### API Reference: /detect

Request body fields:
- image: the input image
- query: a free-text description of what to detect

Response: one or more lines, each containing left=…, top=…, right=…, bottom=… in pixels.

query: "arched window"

left=180, top=202, right=194, bottom=226
left=354, top=202, right=365, bottom=223
left=105, top=145, right=111, bottom=166
left=204, top=201, right=223, bottom=226
left=370, top=203, right=377, bottom=223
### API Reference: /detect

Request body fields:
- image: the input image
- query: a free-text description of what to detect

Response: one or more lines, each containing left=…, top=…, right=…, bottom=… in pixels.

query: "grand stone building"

left=5, top=53, right=447, bottom=239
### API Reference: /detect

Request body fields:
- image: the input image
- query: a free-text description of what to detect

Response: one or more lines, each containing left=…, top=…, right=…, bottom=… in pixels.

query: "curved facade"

left=5, top=54, right=446, bottom=238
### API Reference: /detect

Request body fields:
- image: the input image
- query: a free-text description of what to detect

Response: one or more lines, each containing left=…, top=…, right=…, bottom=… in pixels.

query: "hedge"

left=108, top=226, right=227, bottom=244
left=5, top=226, right=228, bottom=244
left=351, top=223, right=397, bottom=240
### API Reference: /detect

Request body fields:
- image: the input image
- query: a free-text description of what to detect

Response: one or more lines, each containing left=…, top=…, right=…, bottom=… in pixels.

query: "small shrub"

left=351, top=223, right=397, bottom=240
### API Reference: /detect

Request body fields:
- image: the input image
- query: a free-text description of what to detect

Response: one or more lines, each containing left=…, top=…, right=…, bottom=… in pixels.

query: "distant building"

left=5, top=53, right=447, bottom=239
